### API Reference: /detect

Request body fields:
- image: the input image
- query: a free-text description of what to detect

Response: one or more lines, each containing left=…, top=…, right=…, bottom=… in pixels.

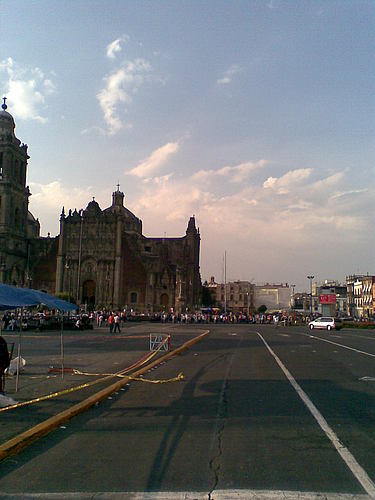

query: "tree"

left=201, top=285, right=215, bottom=307
left=258, top=304, right=267, bottom=314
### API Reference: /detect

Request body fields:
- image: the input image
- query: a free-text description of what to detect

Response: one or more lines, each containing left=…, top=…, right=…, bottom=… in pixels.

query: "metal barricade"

left=149, top=333, right=170, bottom=352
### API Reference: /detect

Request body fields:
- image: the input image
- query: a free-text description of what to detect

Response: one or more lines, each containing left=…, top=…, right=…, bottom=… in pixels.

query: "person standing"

left=108, top=313, right=115, bottom=333
left=113, top=313, right=121, bottom=333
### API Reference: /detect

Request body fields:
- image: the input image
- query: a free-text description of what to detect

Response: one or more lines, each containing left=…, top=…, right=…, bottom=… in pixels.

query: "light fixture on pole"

left=307, top=275, right=314, bottom=317
left=291, top=284, right=296, bottom=309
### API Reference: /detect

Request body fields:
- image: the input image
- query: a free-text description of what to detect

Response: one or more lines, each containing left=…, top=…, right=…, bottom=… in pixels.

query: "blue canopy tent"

left=0, top=284, right=77, bottom=390
left=0, top=283, right=77, bottom=311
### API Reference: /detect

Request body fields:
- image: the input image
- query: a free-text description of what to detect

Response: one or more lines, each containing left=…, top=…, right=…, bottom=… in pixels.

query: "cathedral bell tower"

left=0, top=97, right=31, bottom=285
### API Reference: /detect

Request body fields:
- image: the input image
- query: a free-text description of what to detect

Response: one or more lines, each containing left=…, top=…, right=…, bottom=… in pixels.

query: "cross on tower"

left=2, top=97, right=7, bottom=110
left=116, top=183, right=120, bottom=192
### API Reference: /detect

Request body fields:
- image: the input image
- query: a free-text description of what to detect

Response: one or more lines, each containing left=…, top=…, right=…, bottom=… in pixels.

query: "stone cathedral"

left=0, top=101, right=202, bottom=312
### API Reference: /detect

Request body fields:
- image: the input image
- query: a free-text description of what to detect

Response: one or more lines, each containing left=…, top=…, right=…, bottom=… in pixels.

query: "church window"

left=130, top=292, right=137, bottom=303
left=15, top=207, right=20, bottom=228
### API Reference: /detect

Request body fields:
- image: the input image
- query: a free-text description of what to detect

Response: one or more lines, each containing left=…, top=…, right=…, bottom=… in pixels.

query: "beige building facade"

left=215, top=280, right=254, bottom=313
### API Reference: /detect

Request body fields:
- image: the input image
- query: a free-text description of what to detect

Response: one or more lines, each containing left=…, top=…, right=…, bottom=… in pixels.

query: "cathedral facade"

left=0, top=102, right=202, bottom=312
left=56, top=190, right=201, bottom=312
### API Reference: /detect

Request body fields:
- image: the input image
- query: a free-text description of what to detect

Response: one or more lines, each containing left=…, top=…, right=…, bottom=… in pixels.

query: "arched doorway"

left=160, top=293, right=169, bottom=307
left=83, top=280, right=96, bottom=307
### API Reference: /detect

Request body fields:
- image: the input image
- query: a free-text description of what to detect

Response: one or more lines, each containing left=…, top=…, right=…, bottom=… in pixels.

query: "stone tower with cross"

left=0, top=98, right=40, bottom=285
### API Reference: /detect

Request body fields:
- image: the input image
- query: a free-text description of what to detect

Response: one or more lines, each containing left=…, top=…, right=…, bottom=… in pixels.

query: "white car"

left=309, top=317, right=341, bottom=331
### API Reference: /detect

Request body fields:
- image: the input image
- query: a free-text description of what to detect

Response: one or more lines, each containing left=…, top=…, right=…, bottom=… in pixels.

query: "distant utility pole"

left=307, top=275, right=314, bottom=317
left=224, top=251, right=227, bottom=314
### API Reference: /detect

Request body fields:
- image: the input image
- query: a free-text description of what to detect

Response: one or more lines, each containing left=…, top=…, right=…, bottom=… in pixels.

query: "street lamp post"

left=65, top=257, right=72, bottom=302
left=291, top=284, right=296, bottom=309
left=307, top=275, right=314, bottom=318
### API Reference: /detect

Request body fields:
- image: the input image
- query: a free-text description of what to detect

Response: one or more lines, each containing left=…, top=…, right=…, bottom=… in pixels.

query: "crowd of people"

left=91, top=309, right=304, bottom=329
left=0, top=308, right=309, bottom=334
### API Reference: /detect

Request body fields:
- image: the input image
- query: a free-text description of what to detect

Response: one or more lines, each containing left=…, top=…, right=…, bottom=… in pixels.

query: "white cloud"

left=27, top=159, right=372, bottom=290
left=329, top=188, right=368, bottom=201
left=0, top=57, right=56, bottom=123
left=310, top=172, right=344, bottom=191
left=80, top=125, right=106, bottom=136
left=263, top=176, right=277, bottom=189
left=192, top=159, right=268, bottom=183
left=106, top=35, right=129, bottom=60
left=97, top=59, right=151, bottom=134
left=263, top=168, right=312, bottom=193
left=143, top=173, right=174, bottom=184
left=217, top=64, right=242, bottom=85
left=127, top=142, right=179, bottom=178
left=122, top=159, right=375, bottom=288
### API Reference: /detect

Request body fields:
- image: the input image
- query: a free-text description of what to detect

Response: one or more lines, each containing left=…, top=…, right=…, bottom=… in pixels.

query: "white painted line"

left=346, top=333, right=375, bottom=342
left=256, top=331, right=375, bottom=498
left=301, top=332, right=375, bottom=358
left=0, top=491, right=369, bottom=499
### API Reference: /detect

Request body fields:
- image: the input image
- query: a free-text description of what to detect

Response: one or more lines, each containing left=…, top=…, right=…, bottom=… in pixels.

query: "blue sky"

left=1, top=0, right=374, bottom=291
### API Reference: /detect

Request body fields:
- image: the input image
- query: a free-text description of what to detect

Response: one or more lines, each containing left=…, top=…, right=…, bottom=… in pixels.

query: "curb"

left=0, top=330, right=209, bottom=462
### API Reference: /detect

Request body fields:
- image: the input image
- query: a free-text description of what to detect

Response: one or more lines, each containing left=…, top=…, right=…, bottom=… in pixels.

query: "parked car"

left=308, top=317, right=342, bottom=331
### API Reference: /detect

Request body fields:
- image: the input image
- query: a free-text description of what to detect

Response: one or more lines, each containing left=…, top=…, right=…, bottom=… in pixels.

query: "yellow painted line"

left=0, top=330, right=209, bottom=462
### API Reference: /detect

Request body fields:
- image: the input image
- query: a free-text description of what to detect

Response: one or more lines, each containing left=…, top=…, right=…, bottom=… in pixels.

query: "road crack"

left=208, top=350, right=236, bottom=500
left=208, top=377, right=228, bottom=500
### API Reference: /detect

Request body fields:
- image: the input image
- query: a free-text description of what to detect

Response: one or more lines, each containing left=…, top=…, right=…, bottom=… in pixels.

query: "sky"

left=0, top=0, right=374, bottom=291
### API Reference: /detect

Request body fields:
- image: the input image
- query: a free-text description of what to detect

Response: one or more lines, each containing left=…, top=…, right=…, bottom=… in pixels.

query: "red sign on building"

left=319, top=294, right=336, bottom=304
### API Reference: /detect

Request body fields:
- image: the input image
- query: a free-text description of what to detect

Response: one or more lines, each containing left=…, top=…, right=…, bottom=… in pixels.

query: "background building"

left=253, top=283, right=291, bottom=311
left=361, top=275, right=374, bottom=319
left=214, top=280, right=254, bottom=314
left=312, top=280, right=347, bottom=317
left=346, top=275, right=375, bottom=319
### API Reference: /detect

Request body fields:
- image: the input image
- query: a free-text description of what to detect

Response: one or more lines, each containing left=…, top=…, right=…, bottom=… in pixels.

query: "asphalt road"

left=2, top=323, right=375, bottom=499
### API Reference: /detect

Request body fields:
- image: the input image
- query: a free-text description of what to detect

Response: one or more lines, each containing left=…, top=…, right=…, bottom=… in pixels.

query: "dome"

left=84, top=198, right=102, bottom=216
left=0, top=109, right=15, bottom=130
left=0, top=99, right=16, bottom=138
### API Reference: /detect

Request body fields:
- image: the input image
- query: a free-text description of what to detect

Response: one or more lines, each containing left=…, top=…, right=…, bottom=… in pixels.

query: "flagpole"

left=224, top=251, right=227, bottom=315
